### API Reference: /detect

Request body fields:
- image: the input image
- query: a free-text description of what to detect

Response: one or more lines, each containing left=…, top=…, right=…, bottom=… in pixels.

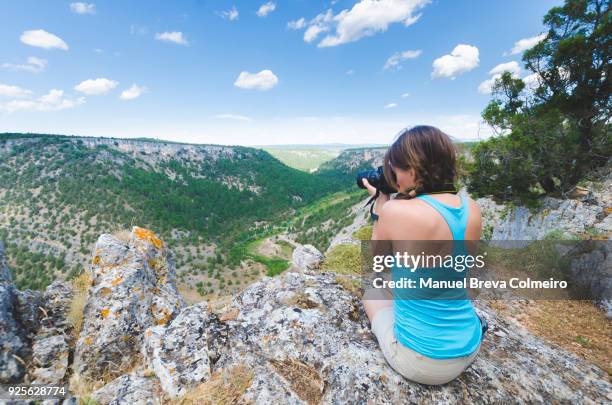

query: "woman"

left=362, top=125, right=484, bottom=385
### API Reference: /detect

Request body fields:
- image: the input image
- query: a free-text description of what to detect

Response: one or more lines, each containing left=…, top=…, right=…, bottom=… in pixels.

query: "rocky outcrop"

left=29, top=280, right=74, bottom=385
left=73, top=227, right=185, bottom=381
left=570, top=242, right=612, bottom=318
left=142, top=302, right=228, bottom=398
left=1, top=229, right=611, bottom=404
left=292, top=245, right=325, bottom=272
left=478, top=165, right=612, bottom=240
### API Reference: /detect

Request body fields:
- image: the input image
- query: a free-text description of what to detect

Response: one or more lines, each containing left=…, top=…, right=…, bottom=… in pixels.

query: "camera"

left=356, top=166, right=396, bottom=195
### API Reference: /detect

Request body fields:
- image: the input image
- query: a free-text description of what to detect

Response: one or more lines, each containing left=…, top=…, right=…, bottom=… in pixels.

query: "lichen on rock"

left=72, top=227, right=185, bottom=382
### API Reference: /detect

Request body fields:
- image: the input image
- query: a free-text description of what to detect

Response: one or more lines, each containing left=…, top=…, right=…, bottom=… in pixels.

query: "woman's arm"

left=361, top=178, right=390, bottom=241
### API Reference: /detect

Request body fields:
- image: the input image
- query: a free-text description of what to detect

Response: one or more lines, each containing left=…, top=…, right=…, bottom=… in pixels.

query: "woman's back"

left=390, top=192, right=482, bottom=359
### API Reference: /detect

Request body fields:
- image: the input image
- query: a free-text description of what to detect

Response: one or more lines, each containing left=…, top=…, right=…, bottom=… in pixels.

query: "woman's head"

left=383, top=125, right=457, bottom=194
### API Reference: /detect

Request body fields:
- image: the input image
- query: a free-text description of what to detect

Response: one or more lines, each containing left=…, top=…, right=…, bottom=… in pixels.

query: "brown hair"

left=383, top=125, right=457, bottom=196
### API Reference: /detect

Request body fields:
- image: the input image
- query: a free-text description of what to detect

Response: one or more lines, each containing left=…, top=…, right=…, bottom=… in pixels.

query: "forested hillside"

left=0, top=134, right=349, bottom=290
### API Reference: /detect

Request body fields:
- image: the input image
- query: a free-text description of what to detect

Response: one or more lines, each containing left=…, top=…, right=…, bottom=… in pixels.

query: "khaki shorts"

left=371, top=307, right=480, bottom=385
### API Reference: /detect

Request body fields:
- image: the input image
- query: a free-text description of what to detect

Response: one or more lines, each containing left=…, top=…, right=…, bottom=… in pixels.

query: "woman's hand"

left=361, top=178, right=390, bottom=214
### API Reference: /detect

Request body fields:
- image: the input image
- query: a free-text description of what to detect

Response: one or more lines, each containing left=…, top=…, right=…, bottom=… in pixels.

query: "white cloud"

left=1, top=89, right=84, bottom=112
left=2, top=57, right=48, bottom=74
left=303, top=9, right=333, bottom=43
left=155, top=31, right=188, bottom=45
left=70, top=2, right=96, bottom=14
left=478, top=61, right=521, bottom=94
left=212, top=114, right=252, bottom=122
left=234, top=70, right=279, bottom=91
left=488, top=61, right=521, bottom=76
left=401, top=92, right=410, bottom=98
left=218, top=6, right=239, bottom=21
left=256, top=2, right=276, bottom=17
left=295, top=0, right=429, bottom=48
left=74, top=78, right=118, bottom=95
left=119, top=84, right=147, bottom=100
left=346, top=69, right=355, bottom=75
left=506, top=34, right=546, bottom=56
left=431, top=44, right=479, bottom=79
left=20, top=29, right=68, bottom=50
left=383, top=49, right=422, bottom=70
left=0, top=83, right=33, bottom=98
left=384, top=103, right=398, bottom=109
left=288, top=18, right=306, bottom=30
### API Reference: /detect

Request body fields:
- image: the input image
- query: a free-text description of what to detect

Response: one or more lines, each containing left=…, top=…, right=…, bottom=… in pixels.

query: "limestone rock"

left=210, top=271, right=612, bottom=404
left=90, top=370, right=164, bottom=405
left=0, top=283, right=29, bottom=383
left=73, top=227, right=185, bottom=381
left=142, top=302, right=228, bottom=398
left=29, top=280, right=73, bottom=385
left=569, top=241, right=612, bottom=318
left=292, top=245, right=324, bottom=272
left=477, top=165, right=611, bottom=240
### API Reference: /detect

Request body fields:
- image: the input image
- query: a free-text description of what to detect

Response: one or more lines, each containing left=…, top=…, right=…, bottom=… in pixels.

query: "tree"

left=470, top=0, right=611, bottom=202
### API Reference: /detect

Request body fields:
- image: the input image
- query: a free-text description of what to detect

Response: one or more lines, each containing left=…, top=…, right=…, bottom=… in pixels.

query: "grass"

left=321, top=244, right=361, bottom=275
left=250, top=254, right=290, bottom=277
left=491, top=300, right=612, bottom=377
left=243, top=238, right=291, bottom=277
left=176, top=364, right=254, bottom=405
left=269, top=358, right=324, bottom=405
left=67, top=272, right=93, bottom=339
left=352, top=225, right=373, bottom=240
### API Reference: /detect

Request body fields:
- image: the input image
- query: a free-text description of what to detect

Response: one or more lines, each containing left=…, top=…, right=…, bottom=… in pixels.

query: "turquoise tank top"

left=392, top=193, right=483, bottom=359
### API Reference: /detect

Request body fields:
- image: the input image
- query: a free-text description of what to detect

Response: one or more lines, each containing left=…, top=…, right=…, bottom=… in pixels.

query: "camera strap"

left=365, top=189, right=380, bottom=221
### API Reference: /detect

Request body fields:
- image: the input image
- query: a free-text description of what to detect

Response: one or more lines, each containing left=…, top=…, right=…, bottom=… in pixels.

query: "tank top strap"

left=415, top=193, right=468, bottom=240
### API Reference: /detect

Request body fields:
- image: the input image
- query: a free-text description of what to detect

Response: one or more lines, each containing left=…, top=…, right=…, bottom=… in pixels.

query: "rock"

left=90, top=369, right=164, bottom=405
left=0, top=241, right=42, bottom=384
left=142, top=302, right=228, bottom=398
left=73, top=227, right=185, bottom=381
left=29, top=280, right=73, bottom=385
left=30, top=335, right=69, bottom=384
left=208, top=271, right=612, bottom=404
left=569, top=241, right=612, bottom=318
left=477, top=166, right=611, bottom=240
left=0, top=283, right=28, bottom=383
left=292, top=245, right=324, bottom=272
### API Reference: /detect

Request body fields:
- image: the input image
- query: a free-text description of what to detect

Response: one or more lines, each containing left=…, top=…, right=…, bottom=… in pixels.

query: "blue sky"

left=0, top=0, right=562, bottom=145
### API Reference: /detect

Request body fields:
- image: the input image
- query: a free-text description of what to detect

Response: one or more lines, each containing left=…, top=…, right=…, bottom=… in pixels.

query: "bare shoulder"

left=377, top=198, right=432, bottom=239
left=379, top=198, right=428, bottom=219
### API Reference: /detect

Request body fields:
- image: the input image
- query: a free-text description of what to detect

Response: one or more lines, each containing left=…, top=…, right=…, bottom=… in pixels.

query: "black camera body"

left=356, top=166, right=396, bottom=195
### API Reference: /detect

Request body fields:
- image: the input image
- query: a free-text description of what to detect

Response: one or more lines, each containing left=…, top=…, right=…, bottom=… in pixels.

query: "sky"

left=0, top=0, right=563, bottom=146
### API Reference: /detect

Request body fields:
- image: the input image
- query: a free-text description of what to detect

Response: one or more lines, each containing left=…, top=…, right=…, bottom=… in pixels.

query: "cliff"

left=1, top=229, right=610, bottom=404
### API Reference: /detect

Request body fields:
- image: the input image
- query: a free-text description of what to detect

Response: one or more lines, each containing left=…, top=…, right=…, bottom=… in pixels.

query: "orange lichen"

left=83, top=336, right=93, bottom=345
left=100, top=287, right=112, bottom=297
left=101, top=308, right=110, bottom=318
left=133, top=227, right=163, bottom=249
left=111, top=277, right=123, bottom=286
left=92, top=255, right=101, bottom=265
left=145, top=329, right=153, bottom=337
left=152, top=304, right=173, bottom=326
